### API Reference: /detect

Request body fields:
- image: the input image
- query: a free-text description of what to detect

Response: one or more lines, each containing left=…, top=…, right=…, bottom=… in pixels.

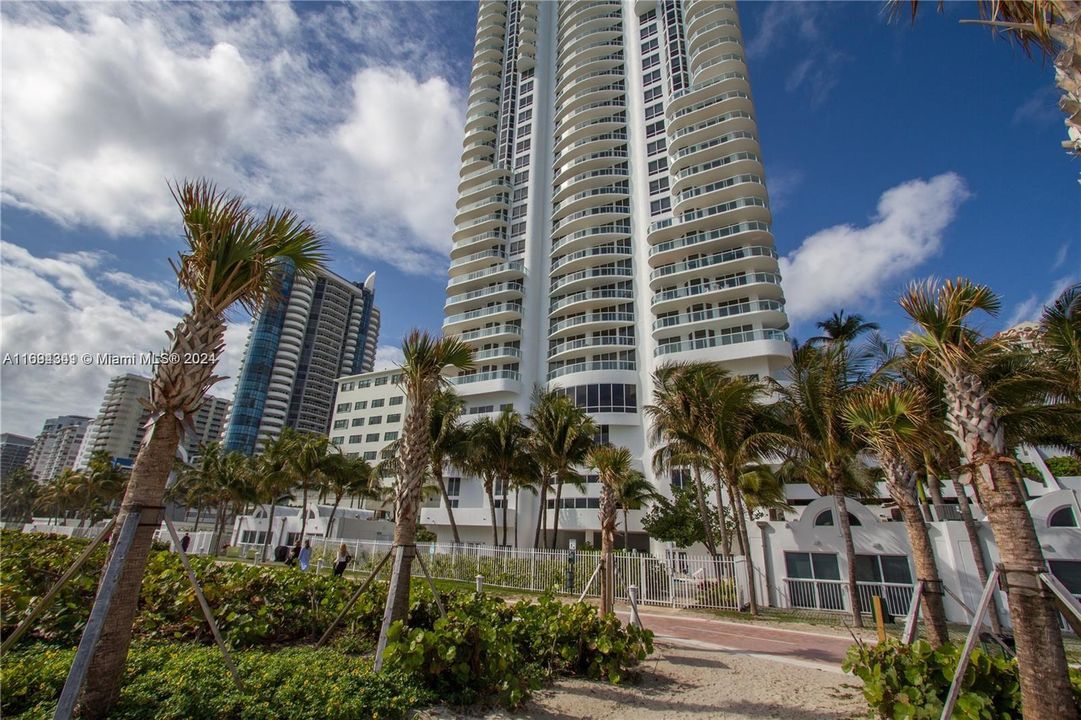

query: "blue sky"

left=1, top=1, right=1076, bottom=437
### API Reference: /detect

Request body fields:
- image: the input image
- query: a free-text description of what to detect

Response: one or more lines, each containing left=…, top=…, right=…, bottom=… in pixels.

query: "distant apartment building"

left=330, top=368, right=406, bottom=465
left=25, top=415, right=91, bottom=480
left=0, top=433, right=35, bottom=479
left=74, top=374, right=231, bottom=469
left=223, top=267, right=381, bottom=455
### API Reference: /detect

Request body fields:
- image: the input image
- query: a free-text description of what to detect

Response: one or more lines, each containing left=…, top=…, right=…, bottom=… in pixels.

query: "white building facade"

left=25, top=415, right=91, bottom=481
left=442, top=0, right=789, bottom=547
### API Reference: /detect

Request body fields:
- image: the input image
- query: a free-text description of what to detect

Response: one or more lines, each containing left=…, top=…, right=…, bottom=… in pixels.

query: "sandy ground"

left=424, top=639, right=867, bottom=720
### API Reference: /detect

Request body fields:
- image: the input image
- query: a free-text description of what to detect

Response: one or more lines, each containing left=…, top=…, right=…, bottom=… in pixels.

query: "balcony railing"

left=450, top=369, right=522, bottom=385
left=651, top=242, right=776, bottom=280
left=549, top=311, right=634, bottom=335
left=652, top=272, right=783, bottom=305
left=655, top=328, right=789, bottom=356
left=653, top=300, right=785, bottom=330
left=458, top=324, right=523, bottom=341
left=649, top=198, right=767, bottom=234
left=547, top=360, right=636, bottom=381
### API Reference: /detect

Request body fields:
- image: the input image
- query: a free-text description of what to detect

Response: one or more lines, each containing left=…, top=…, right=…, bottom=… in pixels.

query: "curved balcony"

left=452, top=216, right=507, bottom=247
left=668, top=76, right=750, bottom=127
left=669, top=131, right=757, bottom=174
left=558, top=23, right=622, bottom=60
left=668, top=91, right=752, bottom=138
left=471, top=56, right=502, bottom=81
left=457, top=324, right=523, bottom=343
left=558, top=12, right=623, bottom=53
left=548, top=334, right=635, bottom=362
left=558, top=1, right=620, bottom=32
left=448, top=247, right=507, bottom=273
left=455, top=193, right=509, bottom=224
left=650, top=243, right=778, bottom=286
left=456, top=178, right=511, bottom=208
left=475, top=16, right=506, bottom=42
left=553, top=149, right=628, bottom=187
left=556, top=80, right=625, bottom=118
left=560, top=67, right=625, bottom=99
left=548, top=311, right=635, bottom=339
left=461, top=139, right=497, bottom=163
left=551, top=202, right=628, bottom=237
left=547, top=360, right=636, bottom=381
left=460, top=153, right=497, bottom=177
left=550, top=263, right=632, bottom=295
left=555, top=52, right=624, bottom=94
left=462, top=124, right=496, bottom=148
left=549, top=287, right=634, bottom=316
left=550, top=242, right=631, bottom=275
left=464, top=109, right=500, bottom=134
left=449, top=369, right=522, bottom=389
left=686, top=8, right=738, bottom=46
left=447, top=260, right=524, bottom=290
left=649, top=210, right=771, bottom=262
left=550, top=220, right=630, bottom=255
left=555, top=131, right=627, bottom=169
left=552, top=182, right=629, bottom=220
left=451, top=229, right=506, bottom=258
left=443, top=302, right=523, bottom=333
left=445, top=281, right=523, bottom=309
left=652, top=299, right=787, bottom=333
left=654, top=329, right=790, bottom=358
left=651, top=272, right=784, bottom=312
left=558, top=38, right=623, bottom=74
left=671, top=151, right=762, bottom=196
left=670, top=110, right=756, bottom=155
left=473, top=41, right=504, bottom=64
left=473, top=346, right=523, bottom=362
left=556, top=100, right=626, bottom=138
left=691, top=52, right=745, bottom=85
left=674, top=172, right=765, bottom=212
left=554, top=114, right=626, bottom=153
left=552, top=165, right=629, bottom=203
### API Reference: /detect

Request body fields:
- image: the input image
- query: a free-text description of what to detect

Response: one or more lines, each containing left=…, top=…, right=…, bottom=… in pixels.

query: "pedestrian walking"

left=333, top=543, right=352, bottom=577
left=298, top=539, right=312, bottom=571
left=286, top=540, right=301, bottom=567
left=180, top=533, right=191, bottom=553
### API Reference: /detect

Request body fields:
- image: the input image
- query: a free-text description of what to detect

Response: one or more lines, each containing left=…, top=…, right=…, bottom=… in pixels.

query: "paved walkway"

left=614, top=609, right=860, bottom=673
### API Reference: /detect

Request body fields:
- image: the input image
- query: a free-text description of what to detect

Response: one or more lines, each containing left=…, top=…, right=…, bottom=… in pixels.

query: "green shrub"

left=383, top=591, right=653, bottom=708
left=843, top=639, right=1081, bottom=718
left=1047, top=456, right=1081, bottom=478
left=0, top=643, right=432, bottom=719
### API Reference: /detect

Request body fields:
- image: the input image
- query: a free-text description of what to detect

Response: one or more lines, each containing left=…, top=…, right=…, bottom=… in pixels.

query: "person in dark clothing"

left=275, top=545, right=289, bottom=563
left=333, top=543, right=352, bottom=577
left=180, top=533, right=191, bottom=553
left=286, top=540, right=301, bottom=566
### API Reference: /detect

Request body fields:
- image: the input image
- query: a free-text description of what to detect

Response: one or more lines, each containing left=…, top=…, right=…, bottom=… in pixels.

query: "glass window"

left=387, top=413, right=401, bottom=423
left=1050, top=506, right=1078, bottom=527
left=384, top=431, right=398, bottom=441
left=363, top=451, right=377, bottom=461
left=811, top=553, right=841, bottom=580
left=375, top=376, right=388, bottom=386
left=333, top=419, right=348, bottom=429
left=880, top=556, right=913, bottom=584
left=331, top=436, right=344, bottom=446
left=369, top=416, right=382, bottom=425
left=389, top=396, right=403, bottom=406
left=348, top=434, right=362, bottom=443
left=354, top=401, right=367, bottom=410
left=351, top=418, right=365, bottom=427
left=371, top=398, right=385, bottom=408
left=365, top=433, right=379, bottom=442
left=784, top=551, right=812, bottom=579
left=336, top=403, right=351, bottom=412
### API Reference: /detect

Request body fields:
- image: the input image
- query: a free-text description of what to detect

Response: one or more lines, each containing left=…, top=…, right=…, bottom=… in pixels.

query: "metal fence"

left=782, top=577, right=914, bottom=617
left=226, top=538, right=748, bottom=611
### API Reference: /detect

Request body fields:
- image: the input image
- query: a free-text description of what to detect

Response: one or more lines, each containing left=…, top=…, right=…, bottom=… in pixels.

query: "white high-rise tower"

left=439, top=0, right=790, bottom=548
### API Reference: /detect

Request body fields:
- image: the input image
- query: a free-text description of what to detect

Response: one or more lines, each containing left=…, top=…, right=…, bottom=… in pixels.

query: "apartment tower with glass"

left=442, top=0, right=790, bottom=548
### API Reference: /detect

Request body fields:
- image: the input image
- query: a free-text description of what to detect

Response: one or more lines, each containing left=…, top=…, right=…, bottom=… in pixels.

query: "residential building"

left=25, top=415, right=91, bottom=480
left=440, top=0, right=789, bottom=546
left=223, top=267, right=380, bottom=455
left=330, top=368, right=406, bottom=468
left=0, top=433, right=35, bottom=479
left=73, top=374, right=230, bottom=469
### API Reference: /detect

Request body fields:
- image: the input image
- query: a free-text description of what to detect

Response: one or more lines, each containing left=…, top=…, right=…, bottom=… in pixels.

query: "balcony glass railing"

left=554, top=166, right=629, bottom=196
left=450, top=369, right=522, bottom=385
left=676, top=173, right=762, bottom=203
left=651, top=272, right=783, bottom=305
left=548, top=334, right=635, bottom=356
left=655, top=328, right=788, bottom=356
left=553, top=182, right=629, bottom=215
left=687, top=18, right=738, bottom=46
left=550, top=288, right=634, bottom=313
left=472, top=346, right=523, bottom=361
left=672, top=110, right=753, bottom=141
left=671, top=70, right=746, bottom=104
left=547, top=360, right=636, bottom=380
left=691, top=52, right=744, bottom=83
left=551, top=221, right=631, bottom=252
left=449, top=248, right=506, bottom=270
left=445, top=281, right=523, bottom=306
left=549, top=311, right=634, bottom=335
left=458, top=325, right=523, bottom=341
left=671, top=89, right=750, bottom=121
left=553, top=203, right=629, bottom=232
left=447, top=260, right=524, bottom=287
left=671, top=131, right=756, bottom=163
left=444, top=302, right=522, bottom=325
left=651, top=225, right=772, bottom=262
left=653, top=300, right=785, bottom=330
left=649, top=203, right=767, bottom=236
left=556, top=82, right=625, bottom=115
left=651, top=243, right=776, bottom=280
left=550, top=264, right=632, bottom=292
left=676, top=151, right=759, bottom=182
left=551, top=243, right=631, bottom=272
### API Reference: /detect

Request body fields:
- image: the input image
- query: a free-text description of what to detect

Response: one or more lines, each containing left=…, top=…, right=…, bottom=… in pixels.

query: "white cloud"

left=1052, top=241, right=1071, bottom=272
left=1006, top=275, right=1079, bottom=327
left=0, top=3, right=465, bottom=275
left=745, top=3, right=845, bottom=107
left=373, top=345, right=405, bottom=371
left=767, top=168, right=804, bottom=212
left=779, top=172, right=971, bottom=323
left=0, top=242, right=247, bottom=437
left=1012, top=86, right=1061, bottom=127
left=746, top=3, right=821, bottom=58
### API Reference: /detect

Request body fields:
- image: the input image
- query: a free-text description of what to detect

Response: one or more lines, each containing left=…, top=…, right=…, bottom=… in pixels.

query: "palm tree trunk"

left=691, top=466, right=719, bottom=557
left=729, top=484, right=758, bottom=616
left=977, top=458, right=1076, bottom=718
left=599, top=484, right=617, bottom=616
left=897, top=496, right=949, bottom=647
left=76, top=415, right=182, bottom=717
left=534, top=479, right=549, bottom=547
left=193, top=506, right=202, bottom=533
left=501, top=483, right=509, bottom=547
left=514, top=487, right=520, bottom=548
left=710, top=465, right=732, bottom=557
left=486, top=482, right=498, bottom=546
left=261, top=502, right=277, bottom=563
left=623, top=507, right=629, bottom=551
left=549, top=478, right=565, bottom=549
left=951, top=475, right=1004, bottom=635
left=325, top=495, right=342, bottom=540
left=926, top=475, right=947, bottom=522
left=833, top=482, right=863, bottom=628
left=299, top=482, right=309, bottom=541
left=433, top=465, right=461, bottom=545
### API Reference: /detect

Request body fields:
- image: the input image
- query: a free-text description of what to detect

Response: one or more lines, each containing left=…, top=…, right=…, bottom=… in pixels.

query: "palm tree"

left=77, top=179, right=325, bottom=718
left=320, top=453, right=375, bottom=539
left=900, top=277, right=1076, bottom=718
left=890, top=1, right=1081, bottom=155
left=287, top=431, right=332, bottom=541
left=428, top=388, right=470, bottom=544
left=771, top=342, right=873, bottom=628
left=811, top=310, right=880, bottom=345
left=1, top=467, right=38, bottom=522
left=608, top=464, right=659, bottom=551
left=78, top=452, right=128, bottom=527
left=1038, top=282, right=1081, bottom=404
left=843, top=383, right=950, bottom=647
left=35, top=473, right=74, bottom=523
left=645, top=364, right=724, bottom=559
left=587, top=444, right=636, bottom=616
left=374, top=330, right=473, bottom=670
left=491, top=410, right=532, bottom=546
left=255, top=430, right=295, bottom=561
left=466, top=417, right=501, bottom=545
left=526, top=389, right=595, bottom=549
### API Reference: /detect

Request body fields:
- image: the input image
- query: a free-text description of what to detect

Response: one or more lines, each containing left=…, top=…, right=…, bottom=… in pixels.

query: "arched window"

left=814, top=510, right=862, bottom=527
left=307, top=509, right=317, bottom=520
left=1049, top=506, right=1078, bottom=528
left=254, top=509, right=266, bottom=519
